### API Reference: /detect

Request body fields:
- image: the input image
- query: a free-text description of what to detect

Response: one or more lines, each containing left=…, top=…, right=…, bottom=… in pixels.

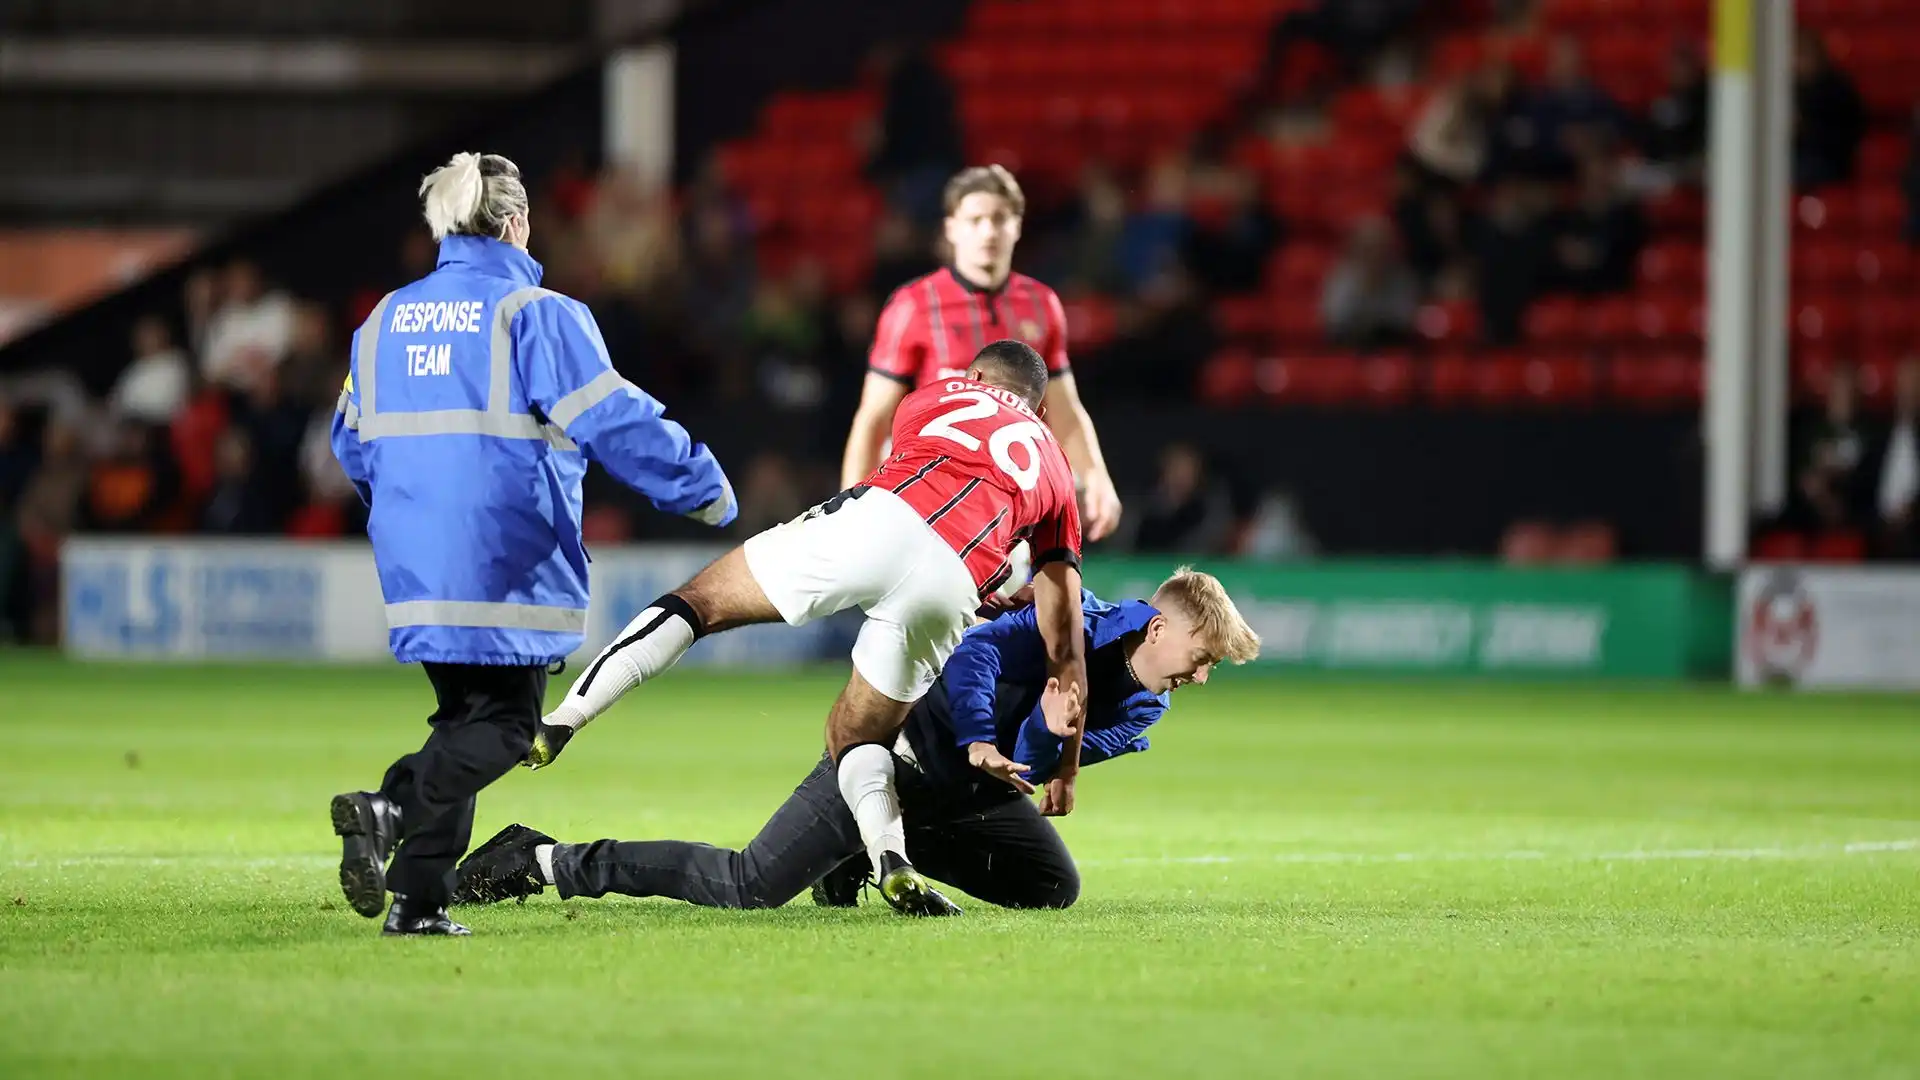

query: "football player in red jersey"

left=841, top=166, right=1124, bottom=542
left=528, top=341, right=1087, bottom=917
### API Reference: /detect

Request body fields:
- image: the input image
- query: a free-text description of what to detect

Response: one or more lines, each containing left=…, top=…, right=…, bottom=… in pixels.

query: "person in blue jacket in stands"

left=327, top=151, right=736, bottom=936
left=449, top=568, right=1261, bottom=913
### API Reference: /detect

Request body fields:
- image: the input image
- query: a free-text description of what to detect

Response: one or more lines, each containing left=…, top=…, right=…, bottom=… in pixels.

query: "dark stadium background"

left=0, top=0, right=1913, bottom=655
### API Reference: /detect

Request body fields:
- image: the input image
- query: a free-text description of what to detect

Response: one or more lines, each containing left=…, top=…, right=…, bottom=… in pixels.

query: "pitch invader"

left=530, top=340, right=1087, bottom=916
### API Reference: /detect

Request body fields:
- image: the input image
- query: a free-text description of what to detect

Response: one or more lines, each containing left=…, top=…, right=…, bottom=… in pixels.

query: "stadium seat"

left=1524, top=297, right=1583, bottom=345
left=1752, top=530, right=1809, bottom=561
left=1416, top=300, right=1479, bottom=345
left=1199, top=348, right=1260, bottom=407
left=1809, top=530, right=1867, bottom=563
left=1638, top=241, right=1704, bottom=289
left=1427, top=353, right=1477, bottom=405
left=1359, top=353, right=1417, bottom=405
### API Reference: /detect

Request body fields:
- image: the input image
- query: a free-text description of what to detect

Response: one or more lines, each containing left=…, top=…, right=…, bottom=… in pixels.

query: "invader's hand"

left=1040, top=776, right=1075, bottom=817
left=967, top=741, right=1036, bottom=795
left=1041, top=677, right=1083, bottom=739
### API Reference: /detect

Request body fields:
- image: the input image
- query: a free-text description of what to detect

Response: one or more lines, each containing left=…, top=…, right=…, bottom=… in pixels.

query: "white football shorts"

left=742, top=485, right=980, bottom=703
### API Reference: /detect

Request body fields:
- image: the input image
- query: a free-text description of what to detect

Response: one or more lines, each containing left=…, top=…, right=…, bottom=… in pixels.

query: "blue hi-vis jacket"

left=331, top=235, right=735, bottom=666
left=905, top=590, right=1169, bottom=786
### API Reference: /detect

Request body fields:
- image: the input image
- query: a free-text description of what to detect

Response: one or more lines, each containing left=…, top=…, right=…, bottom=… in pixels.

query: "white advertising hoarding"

left=61, top=539, right=850, bottom=666
left=1738, top=566, right=1920, bottom=690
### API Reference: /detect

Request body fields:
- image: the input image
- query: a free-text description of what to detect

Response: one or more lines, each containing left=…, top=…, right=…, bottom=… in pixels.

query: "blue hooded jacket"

left=331, top=235, right=734, bottom=666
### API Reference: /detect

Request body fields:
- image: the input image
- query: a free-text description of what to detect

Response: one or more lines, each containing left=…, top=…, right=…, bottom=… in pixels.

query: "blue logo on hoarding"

left=67, top=559, right=183, bottom=652
left=66, top=552, right=320, bottom=658
left=195, top=564, right=319, bottom=655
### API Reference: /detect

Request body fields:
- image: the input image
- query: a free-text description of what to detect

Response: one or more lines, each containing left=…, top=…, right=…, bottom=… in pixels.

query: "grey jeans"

left=550, top=756, right=1081, bottom=909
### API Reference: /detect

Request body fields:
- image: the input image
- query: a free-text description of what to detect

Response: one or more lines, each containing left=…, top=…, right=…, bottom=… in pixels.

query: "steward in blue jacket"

left=451, top=570, right=1263, bottom=912
left=328, top=152, right=733, bottom=937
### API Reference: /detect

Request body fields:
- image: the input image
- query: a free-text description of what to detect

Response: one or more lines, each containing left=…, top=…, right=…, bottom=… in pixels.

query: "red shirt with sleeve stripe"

left=864, top=377, right=1082, bottom=596
left=869, top=268, right=1071, bottom=388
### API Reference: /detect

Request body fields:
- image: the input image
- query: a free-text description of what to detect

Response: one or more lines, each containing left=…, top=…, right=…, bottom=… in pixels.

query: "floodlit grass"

left=2, top=657, right=1916, bottom=1079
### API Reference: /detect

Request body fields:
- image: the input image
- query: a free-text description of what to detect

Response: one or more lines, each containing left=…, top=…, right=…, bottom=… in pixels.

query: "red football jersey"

left=865, top=377, right=1082, bottom=596
left=870, top=269, right=1072, bottom=389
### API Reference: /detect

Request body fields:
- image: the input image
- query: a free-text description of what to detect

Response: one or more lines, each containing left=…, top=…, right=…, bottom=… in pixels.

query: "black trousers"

left=381, top=662, right=546, bottom=910
left=552, top=756, right=1081, bottom=910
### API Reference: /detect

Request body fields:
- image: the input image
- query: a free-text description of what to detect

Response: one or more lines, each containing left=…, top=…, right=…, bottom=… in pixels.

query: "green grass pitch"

left=1, top=656, right=1916, bottom=1079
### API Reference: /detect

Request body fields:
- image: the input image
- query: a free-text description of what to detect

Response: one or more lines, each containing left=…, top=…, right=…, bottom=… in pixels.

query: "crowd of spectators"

left=6, top=3, right=1920, bottom=642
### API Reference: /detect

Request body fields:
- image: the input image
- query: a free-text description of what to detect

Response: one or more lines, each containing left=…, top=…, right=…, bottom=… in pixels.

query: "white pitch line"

left=1081, top=838, right=1920, bottom=868
left=8, top=840, right=1918, bottom=872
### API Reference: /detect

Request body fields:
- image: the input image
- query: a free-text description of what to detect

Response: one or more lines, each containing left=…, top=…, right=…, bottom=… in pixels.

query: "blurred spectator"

left=1131, top=443, right=1234, bottom=553
left=201, top=429, right=279, bottom=535
left=743, top=265, right=831, bottom=410
left=1792, top=32, right=1865, bottom=189
left=1409, top=64, right=1518, bottom=187
left=1089, top=271, right=1216, bottom=404
left=1321, top=217, right=1420, bottom=348
left=1521, top=37, right=1624, bottom=179
left=867, top=210, right=937, bottom=299
left=1241, top=490, right=1318, bottom=559
left=231, top=369, right=306, bottom=532
left=15, top=418, right=86, bottom=560
left=0, top=395, right=31, bottom=515
left=1637, top=41, right=1709, bottom=184
left=1181, top=166, right=1283, bottom=296
left=865, top=43, right=963, bottom=225
left=279, top=303, right=340, bottom=409
left=1118, top=158, right=1192, bottom=293
left=587, top=168, right=683, bottom=304
left=1244, top=0, right=1422, bottom=110
left=1547, top=156, right=1646, bottom=294
left=201, top=259, right=295, bottom=394
left=1788, top=364, right=1869, bottom=530
left=1389, top=160, right=1464, bottom=287
left=1875, top=359, right=1920, bottom=558
left=732, top=452, right=811, bottom=536
left=1052, top=165, right=1130, bottom=295
left=1902, top=106, right=1920, bottom=247
left=681, top=201, right=759, bottom=360
left=1468, top=181, right=1554, bottom=346
left=82, top=420, right=176, bottom=533
left=110, top=316, right=190, bottom=425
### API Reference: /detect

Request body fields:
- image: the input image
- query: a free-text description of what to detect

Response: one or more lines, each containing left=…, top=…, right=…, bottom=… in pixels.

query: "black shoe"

left=810, top=854, right=871, bottom=908
left=522, top=723, right=575, bottom=770
left=382, top=897, right=470, bottom=936
left=331, top=791, right=400, bottom=918
left=876, top=852, right=962, bottom=917
left=452, top=824, right=555, bottom=906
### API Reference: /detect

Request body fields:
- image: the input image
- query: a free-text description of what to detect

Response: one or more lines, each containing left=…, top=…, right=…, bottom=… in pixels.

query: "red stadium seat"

left=1416, top=300, right=1479, bottom=344
left=1525, top=355, right=1599, bottom=404
left=1200, top=348, right=1260, bottom=406
left=1215, top=295, right=1273, bottom=339
left=1856, top=297, right=1913, bottom=348
left=1427, top=353, right=1477, bottom=405
left=1474, top=354, right=1529, bottom=405
left=1359, top=353, right=1417, bottom=405
left=1524, top=297, right=1584, bottom=344
left=1639, top=241, right=1705, bottom=289
left=1752, top=530, right=1809, bottom=561
left=1584, top=296, right=1637, bottom=343
left=1854, top=243, right=1912, bottom=288
left=1809, top=531, right=1867, bottom=563
left=1857, top=188, right=1906, bottom=236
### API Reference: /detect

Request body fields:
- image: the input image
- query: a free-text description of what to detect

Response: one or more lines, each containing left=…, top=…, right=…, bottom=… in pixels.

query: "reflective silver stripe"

left=686, top=475, right=735, bottom=525
left=357, top=291, right=397, bottom=419
left=337, top=393, right=361, bottom=432
left=386, top=600, right=586, bottom=633
left=359, top=409, right=547, bottom=441
left=548, top=369, right=628, bottom=431
left=490, top=286, right=561, bottom=415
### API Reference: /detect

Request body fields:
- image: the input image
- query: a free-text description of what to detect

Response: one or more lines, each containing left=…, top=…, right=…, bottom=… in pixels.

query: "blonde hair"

left=1151, top=567, right=1261, bottom=665
left=419, top=152, right=529, bottom=242
left=943, top=164, right=1026, bottom=218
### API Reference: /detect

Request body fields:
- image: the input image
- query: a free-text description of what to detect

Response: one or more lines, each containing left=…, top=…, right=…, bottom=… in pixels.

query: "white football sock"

left=836, top=744, right=908, bottom=874
left=549, top=599, right=699, bottom=730
left=534, top=844, right=556, bottom=886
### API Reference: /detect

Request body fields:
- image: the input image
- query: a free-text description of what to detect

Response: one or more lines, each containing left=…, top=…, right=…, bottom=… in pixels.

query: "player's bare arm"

left=1043, top=372, right=1123, bottom=542
left=1031, top=558, right=1088, bottom=810
left=840, top=373, right=909, bottom=488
